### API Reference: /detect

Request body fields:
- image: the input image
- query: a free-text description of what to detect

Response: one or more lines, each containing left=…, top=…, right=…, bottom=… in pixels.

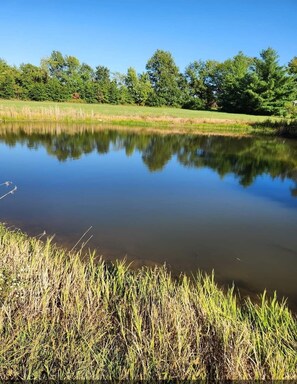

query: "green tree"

left=108, top=72, right=129, bottom=104
left=246, top=48, right=296, bottom=115
left=216, top=52, right=253, bottom=113
left=125, top=67, right=153, bottom=105
left=183, top=60, right=220, bottom=109
left=138, top=72, right=154, bottom=106
left=288, top=56, right=297, bottom=92
left=78, top=63, right=96, bottom=103
left=41, top=51, right=66, bottom=82
left=184, top=60, right=222, bottom=110
left=79, top=63, right=95, bottom=82
left=46, top=78, right=69, bottom=101
left=94, top=65, right=111, bottom=103
left=288, top=57, right=297, bottom=76
left=0, top=59, right=19, bottom=99
left=184, top=61, right=206, bottom=109
left=285, top=57, right=297, bottom=116
left=19, top=63, right=48, bottom=100
left=65, top=55, right=80, bottom=76
left=146, top=49, right=182, bottom=107
left=41, top=51, right=85, bottom=100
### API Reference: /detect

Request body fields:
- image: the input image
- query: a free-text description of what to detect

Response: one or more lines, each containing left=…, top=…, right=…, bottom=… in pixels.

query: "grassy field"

left=0, top=99, right=283, bottom=137
left=0, top=223, right=296, bottom=380
left=0, top=100, right=278, bottom=134
left=0, top=99, right=271, bottom=122
left=3, top=100, right=297, bottom=137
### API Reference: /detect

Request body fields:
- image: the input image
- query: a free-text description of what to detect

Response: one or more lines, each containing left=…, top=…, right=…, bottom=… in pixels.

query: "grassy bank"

left=2, top=100, right=296, bottom=137
left=0, top=99, right=271, bottom=121
left=0, top=99, right=280, bottom=136
left=0, top=224, right=296, bottom=380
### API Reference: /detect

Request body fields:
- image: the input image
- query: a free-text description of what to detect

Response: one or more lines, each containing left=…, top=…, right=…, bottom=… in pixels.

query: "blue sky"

left=0, top=0, right=296, bottom=74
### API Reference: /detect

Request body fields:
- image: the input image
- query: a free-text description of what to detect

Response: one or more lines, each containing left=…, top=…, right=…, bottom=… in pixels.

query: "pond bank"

left=2, top=100, right=295, bottom=137
left=0, top=120, right=257, bottom=137
left=0, top=224, right=296, bottom=380
left=1, top=108, right=296, bottom=137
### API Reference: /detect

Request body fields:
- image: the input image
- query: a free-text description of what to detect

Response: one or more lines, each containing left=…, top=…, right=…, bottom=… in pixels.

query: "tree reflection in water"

left=1, top=127, right=297, bottom=194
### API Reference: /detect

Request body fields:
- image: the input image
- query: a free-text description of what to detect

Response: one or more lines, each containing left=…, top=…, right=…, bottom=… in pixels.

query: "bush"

left=182, top=97, right=205, bottom=110
left=284, top=101, right=297, bottom=118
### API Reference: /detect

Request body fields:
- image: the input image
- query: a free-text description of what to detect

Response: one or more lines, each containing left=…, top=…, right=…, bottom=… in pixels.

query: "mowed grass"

left=0, top=99, right=272, bottom=123
left=0, top=223, right=296, bottom=380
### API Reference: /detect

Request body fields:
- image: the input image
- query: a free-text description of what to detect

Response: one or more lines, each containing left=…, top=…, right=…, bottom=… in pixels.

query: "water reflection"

left=1, top=125, right=297, bottom=193
left=0, top=124, right=297, bottom=309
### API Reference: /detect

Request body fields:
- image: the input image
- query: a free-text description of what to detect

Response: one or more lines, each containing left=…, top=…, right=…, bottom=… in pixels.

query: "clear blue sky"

left=0, top=0, right=296, bottom=74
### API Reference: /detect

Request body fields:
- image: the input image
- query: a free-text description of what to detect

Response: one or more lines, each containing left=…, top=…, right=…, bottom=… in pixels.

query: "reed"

left=0, top=224, right=296, bottom=380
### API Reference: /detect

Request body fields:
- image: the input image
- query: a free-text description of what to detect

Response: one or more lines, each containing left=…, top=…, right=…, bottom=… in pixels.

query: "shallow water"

left=1, top=126, right=297, bottom=307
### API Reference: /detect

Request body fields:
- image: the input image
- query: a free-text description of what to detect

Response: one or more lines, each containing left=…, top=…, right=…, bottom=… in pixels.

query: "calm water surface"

left=1, top=126, right=297, bottom=307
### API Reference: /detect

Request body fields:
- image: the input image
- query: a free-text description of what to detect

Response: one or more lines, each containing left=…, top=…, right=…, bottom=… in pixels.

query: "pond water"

left=0, top=125, right=297, bottom=307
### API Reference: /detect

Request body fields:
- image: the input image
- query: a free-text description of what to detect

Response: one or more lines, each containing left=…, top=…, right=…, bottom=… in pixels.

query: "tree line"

left=0, top=48, right=296, bottom=116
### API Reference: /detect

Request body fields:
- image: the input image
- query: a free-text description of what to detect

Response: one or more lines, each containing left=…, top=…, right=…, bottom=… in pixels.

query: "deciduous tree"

left=146, top=50, right=182, bottom=107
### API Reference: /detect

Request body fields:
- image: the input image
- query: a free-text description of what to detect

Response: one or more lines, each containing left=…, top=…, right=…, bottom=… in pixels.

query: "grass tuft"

left=0, top=224, right=296, bottom=380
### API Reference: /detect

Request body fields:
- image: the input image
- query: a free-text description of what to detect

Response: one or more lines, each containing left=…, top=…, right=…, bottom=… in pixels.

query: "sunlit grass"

left=0, top=99, right=280, bottom=137
left=0, top=223, right=296, bottom=380
left=0, top=99, right=273, bottom=123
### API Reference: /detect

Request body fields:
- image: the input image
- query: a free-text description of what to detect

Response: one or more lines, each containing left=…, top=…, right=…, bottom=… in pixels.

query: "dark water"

left=1, top=125, right=297, bottom=307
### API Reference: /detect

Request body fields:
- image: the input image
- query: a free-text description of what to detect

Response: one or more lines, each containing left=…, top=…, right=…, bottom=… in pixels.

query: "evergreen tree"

left=288, top=57, right=297, bottom=77
left=246, top=48, right=296, bottom=115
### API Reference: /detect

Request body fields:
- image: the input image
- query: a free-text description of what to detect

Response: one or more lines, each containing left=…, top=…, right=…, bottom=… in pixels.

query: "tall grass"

left=0, top=223, right=296, bottom=380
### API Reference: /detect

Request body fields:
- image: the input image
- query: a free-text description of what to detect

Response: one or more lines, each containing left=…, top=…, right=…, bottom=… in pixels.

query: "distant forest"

left=0, top=48, right=296, bottom=116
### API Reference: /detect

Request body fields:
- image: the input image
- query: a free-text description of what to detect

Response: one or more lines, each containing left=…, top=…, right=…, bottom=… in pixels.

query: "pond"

left=1, top=124, right=297, bottom=307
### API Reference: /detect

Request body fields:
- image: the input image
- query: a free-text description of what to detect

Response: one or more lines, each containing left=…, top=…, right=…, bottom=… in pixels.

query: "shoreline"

left=0, top=115, right=278, bottom=138
left=0, top=120, right=259, bottom=137
left=0, top=223, right=296, bottom=380
left=0, top=100, right=284, bottom=137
